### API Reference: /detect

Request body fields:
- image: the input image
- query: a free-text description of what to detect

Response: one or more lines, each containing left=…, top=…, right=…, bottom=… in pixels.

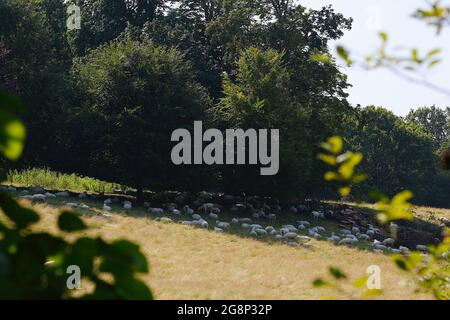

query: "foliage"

left=70, top=39, right=211, bottom=195
left=0, top=91, right=152, bottom=299
left=316, top=135, right=449, bottom=300
left=211, top=47, right=311, bottom=198
left=343, top=106, right=448, bottom=206
left=393, top=229, right=450, bottom=300
left=318, top=136, right=366, bottom=197
left=313, top=266, right=383, bottom=299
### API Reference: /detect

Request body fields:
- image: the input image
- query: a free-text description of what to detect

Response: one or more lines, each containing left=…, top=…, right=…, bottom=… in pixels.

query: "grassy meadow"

left=14, top=192, right=448, bottom=300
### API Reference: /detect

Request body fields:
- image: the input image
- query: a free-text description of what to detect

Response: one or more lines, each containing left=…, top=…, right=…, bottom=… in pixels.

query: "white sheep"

left=239, top=218, right=253, bottom=223
left=416, top=245, right=428, bottom=252
left=270, top=230, right=278, bottom=235
left=123, top=201, right=132, bottom=209
left=209, top=212, right=219, bottom=220
left=250, top=230, right=257, bottom=237
left=192, top=214, right=202, bottom=221
left=241, top=223, right=250, bottom=229
left=148, top=207, right=164, bottom=214
left=298, top=220, right=310, bottom=226
left=283, top=232, right=298, bottom=240
left=275, top=235, right=283, bottom=240
left=231, top=218, right=239, bottom=224
left=45, top=192, right=56, bottom=198
left=373, top=244, right=388, bottom=251
left=265, top=226, right=275, bottom=233
left=172, top=209, right=181, bottom=215
left=216, top=221, right=230, bottom=229
left=214, top=227, right=224, bottom=233
left=104, top=198, right=112, bottom=204
left=102, top=204, right=112, bottom=211
left=382, top=238, right=395, bottom=247
left=312, top=211, right=324, bottom=219
left=358, top=234, right=370, bottom=241
left=255, top=229, right=268, bottom=236
left=316, top=226, right=326, bottom=232
left=183, top=205, right=194, bottom=215
left=290, top=206, right=298, bottom=213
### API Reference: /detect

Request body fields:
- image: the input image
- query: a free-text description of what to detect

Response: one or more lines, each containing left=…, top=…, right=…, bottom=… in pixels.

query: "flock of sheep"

left=4, top=184, right=430, bottom=254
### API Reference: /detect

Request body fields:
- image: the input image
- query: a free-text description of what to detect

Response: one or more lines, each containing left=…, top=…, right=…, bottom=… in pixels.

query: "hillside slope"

left=23, top=199, right=436, bottom=300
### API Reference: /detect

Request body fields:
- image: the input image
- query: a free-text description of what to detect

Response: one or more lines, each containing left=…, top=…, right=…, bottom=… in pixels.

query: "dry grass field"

left=20, top=197, right=446, bottom=300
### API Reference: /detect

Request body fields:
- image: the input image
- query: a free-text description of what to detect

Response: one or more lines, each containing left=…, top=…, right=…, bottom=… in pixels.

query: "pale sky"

left=298, top=0, right=450, bottom=116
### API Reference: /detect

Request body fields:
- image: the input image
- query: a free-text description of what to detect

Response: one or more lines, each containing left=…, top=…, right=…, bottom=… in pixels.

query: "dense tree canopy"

left=0, top=0, right=448, bottom=206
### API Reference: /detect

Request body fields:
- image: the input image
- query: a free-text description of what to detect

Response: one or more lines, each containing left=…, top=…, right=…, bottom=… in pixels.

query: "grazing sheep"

left=216, top=221, right=230, bottom=230
left=149, top=207, right=164, bottom=214
left=250, top=230, right=257, bottom=237
left=172, top=209, right=181, bottom=215
left=390, top=249, right=401, bottom=253
left=316, top=226, right=326, bottom=232
left=209, top=212, right=219, bottom=220
left=239, top=218, right=252, bottom=223
left=366, top=229, right=375, bottom=237
left=312, top=211, right=324, bottom=219
left=123, top=201, right=132, bottom=210
left=287, top=242, right=299, bottom=247
left=241, top=223, right=250, bottom=229
left=192, top=214, right=202, bottom=221
left=183, top=205, right=194, bottom=215
left=382, top=238, right=395, bottom=247
left=212, top=207, right=221, bottom=214
left=327, top=233, right=340, bottom=242
left=290, top=206, right=298, bottom=213
left=104, top=198, right=112, bottom=204
left=373, top=249, right=384, bottom=254
left=32, top=194, right=46, bottom=201
left=45, top=192, right=56, bottom=198
left=280, top=228, right=290, bottom=236
left=231, top=218, right=239, bottom=224
left=416, top=245, right=428, bottom=252
left=341, top=229, right=352, bottom=235
left=297, top=224, right=305, bottom=230
left=250, top=224, right=263, bottom=229
left=358, top=234, right=370, bottom=241
left=270, top=230, right=278, bottom=236
left=79, top=204, right=90, bottom=209
left=56, top=191, right=70, bottom=197
left=255, top=229, right=268, bottom=236
left=399, top=246, right=410, bottom=253
left=252, top=212, right=260, bottom=219
left=298, top=220, right=310, bottom=226
left=65, top=203, right=79, bottom=209
left=193, top=220, right=208, bottom=228
left=283, top=232, right=298, bottom=240
left=102, top=204, right=112, bottom=211
left=275, top=235, right=283, bottom=240
left=160, top=217, right=173, bottom=223
left=214, top=227, right=224, bottom=233
left=265, top=226, right=275, bottom=233
left=180, top=221, right=193, bottom=225
left=298, top=236, right=312, bottom=242
left=373, top=244, right=388, bottom=251
left=352, top=226, right=360, bottom=234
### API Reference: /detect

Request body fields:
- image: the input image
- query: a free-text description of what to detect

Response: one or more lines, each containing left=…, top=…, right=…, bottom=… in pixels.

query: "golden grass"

left=22, top=200, right=435, bottom=300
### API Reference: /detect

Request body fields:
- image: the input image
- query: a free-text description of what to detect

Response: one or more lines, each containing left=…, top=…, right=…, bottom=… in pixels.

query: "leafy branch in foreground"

left=0, top=91, right=152, bottom=299
left=314, top=135, right=449, bottom=300
left=318, top=136, right=366, bottom=197
left=313, top=266, right=383, bottom=300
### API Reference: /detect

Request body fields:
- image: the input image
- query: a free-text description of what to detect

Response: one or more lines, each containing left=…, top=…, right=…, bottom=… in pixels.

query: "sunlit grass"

left=17, top=196, right=438, bottom=300
left=5, top=168, right=126, bottom=193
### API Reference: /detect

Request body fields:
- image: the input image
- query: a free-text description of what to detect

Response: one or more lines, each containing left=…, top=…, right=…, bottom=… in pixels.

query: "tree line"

left=0, top=0, right=449, bottom=206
